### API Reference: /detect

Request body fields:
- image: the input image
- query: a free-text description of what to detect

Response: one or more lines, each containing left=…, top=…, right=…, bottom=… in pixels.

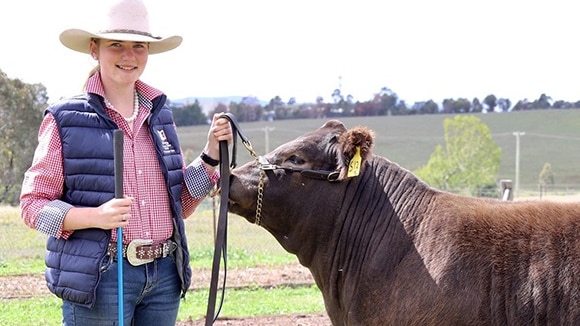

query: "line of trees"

left=170, top=87, right=580, bottom=126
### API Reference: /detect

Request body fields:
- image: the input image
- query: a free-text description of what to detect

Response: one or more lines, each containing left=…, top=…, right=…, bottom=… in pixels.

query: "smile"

left=117, top=65, right=136, bottom=70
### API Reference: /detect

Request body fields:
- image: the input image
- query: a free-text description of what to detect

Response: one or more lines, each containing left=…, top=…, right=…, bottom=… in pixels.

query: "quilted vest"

left=44, top=93, right=192, bottom=307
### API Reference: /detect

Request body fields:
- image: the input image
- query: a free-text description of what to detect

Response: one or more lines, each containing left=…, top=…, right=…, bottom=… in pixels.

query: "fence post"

left=500, top=179, right=513, bottom=201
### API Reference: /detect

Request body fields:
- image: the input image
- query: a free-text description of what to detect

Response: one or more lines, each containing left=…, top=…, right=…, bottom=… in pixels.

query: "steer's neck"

left=379, top=158, right=437, bottom=232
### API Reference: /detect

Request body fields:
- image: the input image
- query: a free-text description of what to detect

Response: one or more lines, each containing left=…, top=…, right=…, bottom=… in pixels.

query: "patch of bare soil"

left=179, top=313, right=332, bottom=326
left=0, top=263, right=332, bottom=325
left=0, top=272, right=50, bottom=299
left=189, top=264, right=316, bottom=290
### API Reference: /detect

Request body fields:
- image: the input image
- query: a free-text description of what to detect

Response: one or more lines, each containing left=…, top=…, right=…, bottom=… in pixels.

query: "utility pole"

left=512, top=131, right=525, bottom=198
left=263, top=127, right=275, bottom=153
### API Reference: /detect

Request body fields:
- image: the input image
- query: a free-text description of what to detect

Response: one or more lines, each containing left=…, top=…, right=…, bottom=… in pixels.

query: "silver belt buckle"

left=127, top=239, right=154, bottom=266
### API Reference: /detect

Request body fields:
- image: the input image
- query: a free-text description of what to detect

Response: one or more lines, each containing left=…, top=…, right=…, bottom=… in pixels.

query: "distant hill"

left=176, top=110, right=580, bottom=196
left=170, top=96, right=268, bottom=114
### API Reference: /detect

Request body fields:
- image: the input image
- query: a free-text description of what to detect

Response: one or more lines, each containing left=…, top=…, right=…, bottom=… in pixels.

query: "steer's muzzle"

left=227, top=164, right=260, bottom=224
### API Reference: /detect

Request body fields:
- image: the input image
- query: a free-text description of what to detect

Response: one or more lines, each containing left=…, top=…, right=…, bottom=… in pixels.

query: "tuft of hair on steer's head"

left=277, top=119, right=375, bottom=181
left=335, top=121, right=375, bottom=180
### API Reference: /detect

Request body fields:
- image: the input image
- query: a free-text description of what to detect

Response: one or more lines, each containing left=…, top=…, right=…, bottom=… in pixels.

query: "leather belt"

left=108, top=239, right=177, bottom=266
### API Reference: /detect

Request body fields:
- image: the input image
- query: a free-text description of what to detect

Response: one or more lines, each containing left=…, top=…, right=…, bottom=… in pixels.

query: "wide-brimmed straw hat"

left=59, top=0, right=182, bottom=55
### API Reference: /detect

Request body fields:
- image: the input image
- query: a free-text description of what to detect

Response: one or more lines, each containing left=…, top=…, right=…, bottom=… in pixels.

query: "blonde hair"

left=83, top=65, right=100, bottom=90
left=83, top=38, right=100, bottom=90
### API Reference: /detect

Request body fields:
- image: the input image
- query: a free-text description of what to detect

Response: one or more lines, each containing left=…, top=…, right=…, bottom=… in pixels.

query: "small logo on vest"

left=157, top=129, right=176, bottom=154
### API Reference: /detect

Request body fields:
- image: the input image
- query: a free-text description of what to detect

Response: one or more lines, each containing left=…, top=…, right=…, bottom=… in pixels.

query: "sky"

left=1, top=0, right=579, bottom=105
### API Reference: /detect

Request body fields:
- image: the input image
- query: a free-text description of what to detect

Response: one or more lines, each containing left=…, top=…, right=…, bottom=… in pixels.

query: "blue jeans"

left=62, top=255, right=181, bottom=326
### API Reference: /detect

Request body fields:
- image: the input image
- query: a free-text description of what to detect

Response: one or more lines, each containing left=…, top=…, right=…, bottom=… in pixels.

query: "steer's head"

left=229, top=119, right=374, bottom=255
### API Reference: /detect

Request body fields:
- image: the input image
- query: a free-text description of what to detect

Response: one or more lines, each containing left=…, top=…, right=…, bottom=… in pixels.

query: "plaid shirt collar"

left=84, top=72, right=165, bottom=104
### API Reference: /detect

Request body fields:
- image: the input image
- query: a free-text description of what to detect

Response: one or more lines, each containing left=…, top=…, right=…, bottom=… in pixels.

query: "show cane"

left=113, top=129, right=125, bottom=326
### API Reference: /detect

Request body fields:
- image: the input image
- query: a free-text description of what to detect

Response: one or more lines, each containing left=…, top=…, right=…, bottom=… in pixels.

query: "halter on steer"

left=205, top=115, right=339, bottom=324
left=255, top=156, right=340, bottom=225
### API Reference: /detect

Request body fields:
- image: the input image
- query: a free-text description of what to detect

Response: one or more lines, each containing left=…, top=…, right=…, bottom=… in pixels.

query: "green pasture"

left=0, top=285, right=324, bottom=326
left=0, top=206, right=325, bottom=324
left=0, top=204, right=296, bottom=276
left=179, top=110, right=580, bottom=193
left=0, top=285, right=325, bottom=326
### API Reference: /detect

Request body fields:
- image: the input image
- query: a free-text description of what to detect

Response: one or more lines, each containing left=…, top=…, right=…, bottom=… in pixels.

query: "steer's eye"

left=286, top=155, right=304, bottom=165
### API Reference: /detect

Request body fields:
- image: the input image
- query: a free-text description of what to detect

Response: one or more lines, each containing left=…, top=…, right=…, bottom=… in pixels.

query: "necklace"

left=104, top=90, right=139, bottom=123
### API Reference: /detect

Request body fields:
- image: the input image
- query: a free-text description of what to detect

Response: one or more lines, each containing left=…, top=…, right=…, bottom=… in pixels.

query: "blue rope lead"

left=113, top=129, right=125, bottom=326
left=117, top=227, right=124, bottom=326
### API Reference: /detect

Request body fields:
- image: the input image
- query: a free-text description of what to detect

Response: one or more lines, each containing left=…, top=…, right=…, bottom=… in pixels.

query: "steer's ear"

left=337, top=125, right=375, bottom=179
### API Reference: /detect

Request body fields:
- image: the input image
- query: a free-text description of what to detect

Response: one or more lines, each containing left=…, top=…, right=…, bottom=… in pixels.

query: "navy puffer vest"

left=44, top=93, right=192, bottom=307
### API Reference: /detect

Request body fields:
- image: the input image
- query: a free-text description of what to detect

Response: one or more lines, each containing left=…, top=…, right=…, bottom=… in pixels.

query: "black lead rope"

left=205, top=113, right=248, bottom=326
left=203, top=114, right=338, bottom=325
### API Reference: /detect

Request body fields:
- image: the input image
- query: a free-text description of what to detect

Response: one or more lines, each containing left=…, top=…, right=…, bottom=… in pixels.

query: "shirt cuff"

left=36, top=200, right=74, bottom=239
left=185, top=157, right=219, bottom=199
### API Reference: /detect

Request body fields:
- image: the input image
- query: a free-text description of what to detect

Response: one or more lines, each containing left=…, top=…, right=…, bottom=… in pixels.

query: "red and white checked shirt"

left=20, top=73, right=218, bottom=244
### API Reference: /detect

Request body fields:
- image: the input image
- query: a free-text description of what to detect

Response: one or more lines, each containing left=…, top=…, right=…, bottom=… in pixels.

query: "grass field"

left=0, top=205, right=325, bottom=324
left=0, top=204, right=296, bottom=276
left=178, top=110, right=580, bottom=193
left=0, top=285, right=325, bottom=326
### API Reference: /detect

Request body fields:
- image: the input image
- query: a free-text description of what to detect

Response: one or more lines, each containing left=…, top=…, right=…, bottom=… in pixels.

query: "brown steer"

left=229, top=119, right=580, bottom=326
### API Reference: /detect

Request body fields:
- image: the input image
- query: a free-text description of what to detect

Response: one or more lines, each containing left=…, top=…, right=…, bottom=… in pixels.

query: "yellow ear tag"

left=347, top=146, right=362, bottom=177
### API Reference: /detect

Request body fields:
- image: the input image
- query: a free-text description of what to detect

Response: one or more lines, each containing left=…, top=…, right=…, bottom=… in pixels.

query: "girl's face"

left=90, top=39, right=149, bottom=87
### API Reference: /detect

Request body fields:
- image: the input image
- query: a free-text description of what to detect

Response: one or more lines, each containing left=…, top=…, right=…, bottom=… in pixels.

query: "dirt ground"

left=0, top=263, right=332, bottom=326
left=180, top=313, right=332, bottom=325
